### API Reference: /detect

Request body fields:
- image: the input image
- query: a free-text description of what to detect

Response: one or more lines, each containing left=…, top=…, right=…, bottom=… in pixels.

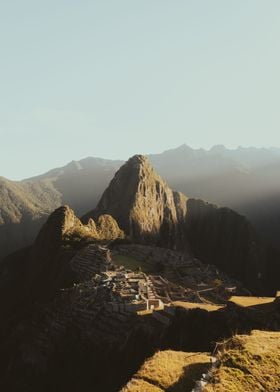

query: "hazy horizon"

left=2, top=143, right=280, bottom=181
left=1, top=1, right=280, bottom=179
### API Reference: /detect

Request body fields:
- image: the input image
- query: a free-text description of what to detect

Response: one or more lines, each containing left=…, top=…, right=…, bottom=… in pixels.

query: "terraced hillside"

left=0, top=222, right=279, bottom=392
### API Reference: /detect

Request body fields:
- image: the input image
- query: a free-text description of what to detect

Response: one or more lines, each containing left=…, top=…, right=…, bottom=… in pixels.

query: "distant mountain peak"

left=166, top=144, right=194, bottom=154
left=210, top=144, right=227, bottom=153
left=127, top=154, right=148, bottom=162
left=176, top=143, right=192, bottom=150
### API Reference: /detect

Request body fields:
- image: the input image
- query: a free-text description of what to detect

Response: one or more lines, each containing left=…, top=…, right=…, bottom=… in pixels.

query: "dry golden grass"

left=173, top=301, right=224, bottom=312
left=137, top=309, right=153, bottom=316
left=229, top=296, right=275, bottom=307
left=121, top=350, right=211, bottom=392
left=205, top=330, right=280, bottom=392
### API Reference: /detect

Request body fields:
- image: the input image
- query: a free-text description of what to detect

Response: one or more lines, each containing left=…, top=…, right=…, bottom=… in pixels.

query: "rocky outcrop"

left=34, top=205, right=82, bottom=250
left=83, top=155, right=188, bottom=249
left=96, top=214, right=125, bottom=241
left=86, top=215, right=124, bottom=241
left=34, top=206, right=124, bottom=247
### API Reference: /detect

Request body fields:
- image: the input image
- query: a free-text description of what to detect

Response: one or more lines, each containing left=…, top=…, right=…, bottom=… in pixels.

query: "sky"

left=0, top=0, right=280, bottom=180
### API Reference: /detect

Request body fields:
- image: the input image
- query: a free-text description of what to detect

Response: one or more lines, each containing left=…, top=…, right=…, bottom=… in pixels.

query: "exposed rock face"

left=86, top=215, right=124, bottom=240
left=96, top=214, right=125, bottom=241
left=35, top=206, right=124, bottom=247
left=83, top=155, right=188, bottom=249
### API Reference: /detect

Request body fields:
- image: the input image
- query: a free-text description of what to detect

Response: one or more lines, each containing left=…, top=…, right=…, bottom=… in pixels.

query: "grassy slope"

left=113, top=254, right=155, bottom=273
left=205, top=330, right=280, bottom=392
left=229, top=296, right=275, bottom=307
left=172, top=301, right=224, bottom=311
left=121, top=350, right=211, bottom=392
left=0, top=177, right=61, bottom=224
left=0, top=178, right=63, bottom=259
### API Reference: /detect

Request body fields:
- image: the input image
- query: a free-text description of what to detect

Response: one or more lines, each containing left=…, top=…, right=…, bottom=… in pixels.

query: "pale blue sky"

left=1, top=0, right=280, bottom=179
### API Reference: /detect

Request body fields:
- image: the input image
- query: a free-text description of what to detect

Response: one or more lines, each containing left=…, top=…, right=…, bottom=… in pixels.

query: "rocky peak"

left=35, top=205, right=82, bottom=250
left=96, top=214, right=125, bottom=241
left=83, top=155, right=187, bottom=247
left=86, top=215, right=125, bottom=241
left=126, top=154, right=149, bottom=169
left=36, top=206, right=124, bottom=248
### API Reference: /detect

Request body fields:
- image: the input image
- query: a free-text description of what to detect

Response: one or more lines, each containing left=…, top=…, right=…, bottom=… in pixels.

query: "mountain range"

left=1, top=145, right=280, bottom=261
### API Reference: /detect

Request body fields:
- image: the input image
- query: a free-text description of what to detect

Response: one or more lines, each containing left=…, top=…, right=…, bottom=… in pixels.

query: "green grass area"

left=113, top=254, right=154, bottom=273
